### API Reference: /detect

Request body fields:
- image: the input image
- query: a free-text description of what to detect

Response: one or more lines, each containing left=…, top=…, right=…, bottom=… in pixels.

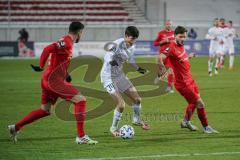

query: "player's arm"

left=205, top=29, right=217, bottom=40
left=31, top=43, right=57, bottom=72
left=188, top=53, right=197, bottom=59
left=128, top=48, right=147, bottom=74
left=104, top=51, right=117, bottom=66
left=157, top=53, right=169, bottom=77
left=128, top=57, right=147, bottom=74
left=154, top=33, right=169, bottom=46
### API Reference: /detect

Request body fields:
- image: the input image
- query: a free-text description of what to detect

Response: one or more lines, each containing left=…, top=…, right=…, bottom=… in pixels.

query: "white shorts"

left=209, top=45, right=218, bottom=57
left=216, top=44, right=227, bottom=55
left=102, top=75, right=133, bottom=94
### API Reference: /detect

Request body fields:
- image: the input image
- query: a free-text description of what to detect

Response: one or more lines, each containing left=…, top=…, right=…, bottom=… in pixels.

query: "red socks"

left=15, top=108, right=50, bottom=131
left=184, top=104, right=196, bottom=121
left=197, top=107, right=209, bottom=127
left=184, top=104, right=209, bottom=127
left=74, top=101, right=86, bottom=138
left=167, top=73, right=174, bottom=87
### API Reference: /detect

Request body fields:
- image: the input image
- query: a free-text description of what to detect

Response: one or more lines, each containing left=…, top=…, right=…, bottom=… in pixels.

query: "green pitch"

left=0, top=57, right=240, bottom=160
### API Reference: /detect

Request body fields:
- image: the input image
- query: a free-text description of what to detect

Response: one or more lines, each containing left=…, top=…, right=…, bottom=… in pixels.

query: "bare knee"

left=116, top=100, right=125, bottom=112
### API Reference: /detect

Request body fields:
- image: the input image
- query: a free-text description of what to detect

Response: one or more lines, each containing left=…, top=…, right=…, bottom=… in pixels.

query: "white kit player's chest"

left=114, top=48, right=129, bottom=64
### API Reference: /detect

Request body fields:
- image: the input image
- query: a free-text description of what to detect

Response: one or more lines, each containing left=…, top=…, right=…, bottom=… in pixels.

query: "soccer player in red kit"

left=154, top=20, right=175, bottom=93
left=161, top=26, right=218, bottom=133
left=8, top=22, right=98, bottom=144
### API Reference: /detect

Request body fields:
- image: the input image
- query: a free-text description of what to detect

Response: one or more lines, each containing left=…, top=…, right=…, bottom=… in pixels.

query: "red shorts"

left=41, top=78, right=79, bottom=105
left=175, top=80, right=200, bottom=104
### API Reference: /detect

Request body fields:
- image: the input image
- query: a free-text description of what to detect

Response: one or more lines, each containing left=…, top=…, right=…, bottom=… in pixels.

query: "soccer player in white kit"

left=206, top=18, right=219, bottom=76
left=100, top=26, right=150, bottom=137
left=226, top=20, right=238, bottom=69
left=216, top=18, right=229, bottom=70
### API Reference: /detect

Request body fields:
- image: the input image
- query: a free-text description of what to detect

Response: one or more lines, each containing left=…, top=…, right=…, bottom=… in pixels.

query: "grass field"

left=0, top=57, right=240, bottom=160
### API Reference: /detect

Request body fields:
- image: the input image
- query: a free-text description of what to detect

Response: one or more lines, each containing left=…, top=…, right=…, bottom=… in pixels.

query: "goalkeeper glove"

left=109, top=60, right=119, bottom=66
left=137, top=67, right=147, bottom=74
left=30, top=64, right=43, bottom=72
left=66, top=74, right=72, bottom=82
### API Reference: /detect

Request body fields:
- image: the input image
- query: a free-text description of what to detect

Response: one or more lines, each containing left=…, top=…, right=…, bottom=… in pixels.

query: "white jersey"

left=100, top=38, right=136, bottom=83
left=206, top=26, right=218, bottom=46
left=215, top=27, right=229, bottom=54
left=206, top=26, right=219, bottom=55
left=226, top=27, right=236, bottom=46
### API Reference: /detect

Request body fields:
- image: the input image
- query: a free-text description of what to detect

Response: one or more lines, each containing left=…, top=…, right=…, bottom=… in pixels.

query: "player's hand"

left=66, top=75, right=72, bottom=82
left=109, top=60, right=119, bottom=66
left=164, top=38, right=170, bottom=43
left=137, top=67, right=147, bottom=74
left=188, top=53, right=197, bottom=59
left=30, top=64, right=43, bottom=72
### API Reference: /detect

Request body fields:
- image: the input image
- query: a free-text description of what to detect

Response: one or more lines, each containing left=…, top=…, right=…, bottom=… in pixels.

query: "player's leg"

left=70, top=93, right=98, bottom=144
left=181, top=103, right=198, bottom=131
left=214, top=53, right=221, bottom=74
left=124, top=86, right=150, bottom=130
left=177, top=82, right=199, bottom=131
left=154, top=54, right=168, bottom=84
left=102, top=78, right=126, bottom=137
left=109, top=92, right=125, bottom=137
left=8, top=102, right=52, bottom=142
left=195, top=98, right=218, bottom=134
left=229, top=46, right=235, bottom=69
left=208, top=47, right=215, bottom=76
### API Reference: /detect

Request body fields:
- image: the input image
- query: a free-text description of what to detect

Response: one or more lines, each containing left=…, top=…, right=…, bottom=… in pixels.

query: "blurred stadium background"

left=0, top=0, right=239, bottom=57
left=1, top=1, right=240, bottom=160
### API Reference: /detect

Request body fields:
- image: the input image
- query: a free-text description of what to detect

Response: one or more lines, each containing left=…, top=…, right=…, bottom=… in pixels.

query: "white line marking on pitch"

left=73, top=151, right=240, bottom=160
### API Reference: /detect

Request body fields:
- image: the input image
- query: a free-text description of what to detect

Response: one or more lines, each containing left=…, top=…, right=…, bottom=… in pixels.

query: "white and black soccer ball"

left=120, top=125, right=135, bottom=139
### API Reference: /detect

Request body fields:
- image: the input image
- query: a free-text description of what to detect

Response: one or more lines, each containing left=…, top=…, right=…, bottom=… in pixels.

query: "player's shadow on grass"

left=0, top=134, right=109, bottom=143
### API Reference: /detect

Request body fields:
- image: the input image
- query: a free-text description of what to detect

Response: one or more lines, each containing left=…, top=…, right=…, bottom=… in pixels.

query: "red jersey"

left=154, top=30, right=175, bottom=53
left=163, top=41, right=193, bottom=88
left=39, top=35, right=73, bottom=82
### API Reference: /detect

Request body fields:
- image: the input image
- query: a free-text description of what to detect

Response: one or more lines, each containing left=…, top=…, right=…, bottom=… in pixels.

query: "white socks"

left=229, top=55, right=234, bottom=68
left=215, top=57, right=220, bottom=69
left=208, top=60, right=213, bottom=73
left=133, top=103, right=141, bottom=122
left=111, top=104, right=142, bottom=129
left=111, top=109, right=122, bottom=129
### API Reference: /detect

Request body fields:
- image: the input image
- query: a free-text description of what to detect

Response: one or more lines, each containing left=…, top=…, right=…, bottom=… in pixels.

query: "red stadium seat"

left=0, top=0, right=134, bottom=24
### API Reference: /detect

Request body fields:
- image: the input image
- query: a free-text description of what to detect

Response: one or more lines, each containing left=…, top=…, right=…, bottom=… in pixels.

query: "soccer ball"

left=119, top=125, right=135, bottom=139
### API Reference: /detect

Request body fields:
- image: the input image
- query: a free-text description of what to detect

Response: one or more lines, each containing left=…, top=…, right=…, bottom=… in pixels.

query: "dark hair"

left=69, top=21, right=84, bottom=33
left=125, top=26, right=139, bottom=38
left=214, top=18, right=218, bottom=21
left=229, top=20, right=233, bottom=24
left=174, top=26, right=188, bottom=35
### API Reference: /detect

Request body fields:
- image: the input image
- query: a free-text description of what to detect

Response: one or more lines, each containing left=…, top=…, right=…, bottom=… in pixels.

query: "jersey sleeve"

left=55, top=37, right=72, bottom=54
left=153, top=32, right=162, bottom=46
left=206, top=28, right=215, bottom=40
left=104, top=52, right=114, bottom=63
left=162, top=45, right=172, bottom=57
left=128, top=46, right=136, bottom=64
left=39, top=43, right=57, bottom=69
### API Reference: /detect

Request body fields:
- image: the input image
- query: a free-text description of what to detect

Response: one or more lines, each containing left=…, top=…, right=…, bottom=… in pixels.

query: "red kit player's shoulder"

left=56, top=35, right=73, bottom=49
left=159, top=30, right=166, bottom=34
